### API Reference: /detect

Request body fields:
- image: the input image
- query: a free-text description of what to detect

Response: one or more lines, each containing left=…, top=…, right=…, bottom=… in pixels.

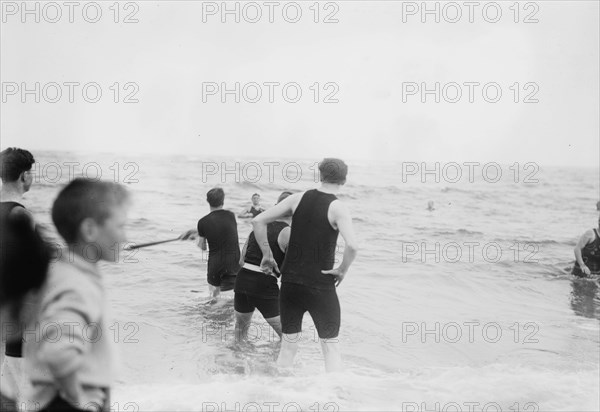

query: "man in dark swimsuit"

left=234, top=192, right=292, bottom=341
left=238, top=193, right=265, bottom=218
left=0, top=148, right=37, bottom=409
left=252, top=158, right=358, bottom=372
left=573, top=217, right=600, bottom=277
left=1, top=216, right=49, bottom=411
left=193, top=188, right=241, bottom=299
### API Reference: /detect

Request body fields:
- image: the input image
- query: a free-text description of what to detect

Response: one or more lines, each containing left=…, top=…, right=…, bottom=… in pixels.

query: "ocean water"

left=17, top=151, right=600, bottom=411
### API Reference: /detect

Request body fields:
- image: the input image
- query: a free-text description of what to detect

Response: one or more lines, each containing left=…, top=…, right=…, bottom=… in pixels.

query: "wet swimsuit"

left=279, top=283, right=340, bottom=339
left=573, top=228, right=600, bottom=277
left=279, top=190, right=341, bottom=339
left=197, top=210, right=240, bottom=291
left=249, top=206, right=263, bottom=217
left=234, top=221, right=288, bottom=319
left=1, top=201, right=27, bottom=358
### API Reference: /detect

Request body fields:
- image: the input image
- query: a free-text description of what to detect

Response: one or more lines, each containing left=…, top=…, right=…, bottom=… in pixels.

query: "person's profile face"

left=22, top=170, right=33, bottom=192
left=95, top=204, right=129, bottom=263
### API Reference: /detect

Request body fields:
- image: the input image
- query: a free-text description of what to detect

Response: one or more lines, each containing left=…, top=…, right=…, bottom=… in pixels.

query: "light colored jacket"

left=22, top=251, right=116, bottom=408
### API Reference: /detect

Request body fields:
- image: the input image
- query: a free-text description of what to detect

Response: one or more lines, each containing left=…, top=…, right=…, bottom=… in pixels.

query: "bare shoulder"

left=329, top=199, right=351, bottom=217
left=285, top=192, right=305, bottom=212
left=577, top=229, right=596, bottom=246
left=288, top=192, right=305, bottom=202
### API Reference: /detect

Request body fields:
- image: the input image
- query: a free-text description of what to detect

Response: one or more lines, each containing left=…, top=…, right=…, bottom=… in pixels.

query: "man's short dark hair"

left=207, top=188, right=225, bottom=207
left=252, top=193, right=260, bottom=198
left=0, top=148, right=35, bottom=183
left=319, top=158, right=348, bottom=185
left=52, top=179, right=130, bottom=244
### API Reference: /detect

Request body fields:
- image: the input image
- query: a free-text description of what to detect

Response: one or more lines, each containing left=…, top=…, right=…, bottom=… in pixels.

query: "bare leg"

left=234, top=311, right=253, bottom=342
left=264, top=316, right=282, bottom=338
left=320, top=339, right=342, bottom=373
left=208, top=284, right=220, bottom=299
left=277, top=333, right=300, bottom=368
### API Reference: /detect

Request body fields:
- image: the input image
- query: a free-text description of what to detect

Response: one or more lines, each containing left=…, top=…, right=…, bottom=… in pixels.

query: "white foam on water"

left=113, top=363, right=599, bottom=411
left=27, top=152, right=600, bottom=412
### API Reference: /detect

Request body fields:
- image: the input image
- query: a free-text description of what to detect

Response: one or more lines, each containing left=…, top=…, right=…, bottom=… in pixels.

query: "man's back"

left=281, top=189, right=339, bottom=290
left=251, top=158, right=358, bottom=372
left=197, top=209, right=240, bottom=274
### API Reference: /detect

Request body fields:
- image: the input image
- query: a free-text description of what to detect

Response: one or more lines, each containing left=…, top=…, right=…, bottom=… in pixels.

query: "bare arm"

left=322, top=201, right=359, bottom=286
left=574, top=229, right=594, bottom=272
left=239, top=237, right=249, bottom=266
left=238, top=206, right=251, bottom=218
left=180, top=228, right=198, bottom=240
left=278, top=226, right=291, bottom=253
left=252, top=193, right=302, bottom=273
left=198, top=236, right=207, bottom=251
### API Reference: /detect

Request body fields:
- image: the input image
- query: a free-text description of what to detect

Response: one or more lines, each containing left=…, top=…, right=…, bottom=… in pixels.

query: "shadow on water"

left=570, top=276, right=600, bottom=320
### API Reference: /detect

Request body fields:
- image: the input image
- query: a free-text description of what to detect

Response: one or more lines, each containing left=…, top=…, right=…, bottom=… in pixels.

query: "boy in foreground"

left=23, top=179, right=130, bottom=411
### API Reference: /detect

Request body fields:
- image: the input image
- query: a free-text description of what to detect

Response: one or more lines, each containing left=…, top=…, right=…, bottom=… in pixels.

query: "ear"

left=79, top=217, right=99, bottom=243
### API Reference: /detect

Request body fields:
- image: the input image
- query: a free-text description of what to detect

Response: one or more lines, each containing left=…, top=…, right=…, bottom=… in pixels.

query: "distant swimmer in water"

left=234, top=191, right=293, bottom=341
left=182, top=188, right=241, bottom=299
left=252, top=158, right=359, bottom=373
left=572, top=217, right=600, bottom=277
left=238, top=193, right=266, bottom=218
left=427, top=201, right=435, bottom=211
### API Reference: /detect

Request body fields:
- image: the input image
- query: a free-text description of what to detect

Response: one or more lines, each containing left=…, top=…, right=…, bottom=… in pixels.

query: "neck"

left=318, top=183, right=340, bottom=194
left=0, top=184, right=25, bottom=203
left=68, top=243, right=99, bottom=266
left=210, top=206, right=223, bottom=212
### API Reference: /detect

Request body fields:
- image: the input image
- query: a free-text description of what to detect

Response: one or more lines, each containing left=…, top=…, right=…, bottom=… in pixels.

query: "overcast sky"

left=1, top=1, right=598, bottom=166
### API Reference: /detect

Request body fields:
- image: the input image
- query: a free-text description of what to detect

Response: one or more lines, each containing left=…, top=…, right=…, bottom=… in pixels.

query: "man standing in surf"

left=193, top=188, right=241, bottom=299
left=252, top=158, right=358, bottom=372
left=0, top=147, right=38, bottom=408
